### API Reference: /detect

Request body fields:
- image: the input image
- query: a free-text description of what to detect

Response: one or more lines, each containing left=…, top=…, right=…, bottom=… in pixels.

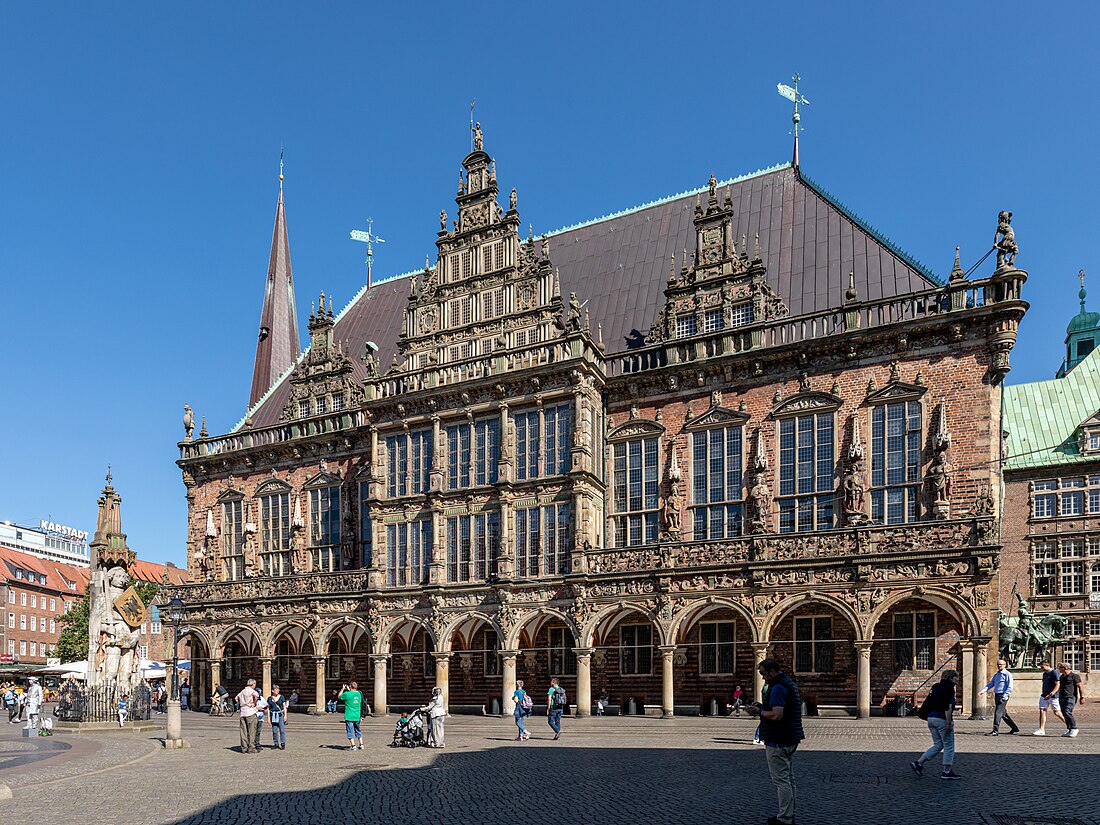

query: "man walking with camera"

left=746, top=658, right=804, bottom=825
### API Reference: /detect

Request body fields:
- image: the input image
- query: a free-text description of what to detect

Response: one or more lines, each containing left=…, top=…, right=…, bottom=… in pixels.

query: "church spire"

left=249, top=158, right=301, bottom=409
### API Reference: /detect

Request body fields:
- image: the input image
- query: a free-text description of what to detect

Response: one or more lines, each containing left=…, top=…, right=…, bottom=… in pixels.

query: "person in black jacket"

left=746, top=658, right=804, bottom=825
left=911, top=669, right=961, bottom=780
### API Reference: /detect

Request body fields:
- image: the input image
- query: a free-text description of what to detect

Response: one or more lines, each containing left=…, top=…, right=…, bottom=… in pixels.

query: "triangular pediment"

left=216, top=487, right=245, bottom=503
left=254, top=478, right=293, bottom=496
left=865, top=381, right=927, bottom=404
left=608, top=418, right=666, bottom=441
left=684, top=406, right=750, bottom=430
left=304, top=471, right=343, bottom=489
left=770, top=392, right=843, bottom=418
left=1079, top=407, right=1100, bottom=430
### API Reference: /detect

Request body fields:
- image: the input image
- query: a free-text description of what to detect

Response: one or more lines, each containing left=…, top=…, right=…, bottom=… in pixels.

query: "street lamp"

left=163, top=595, right=188, bottom=749
left=164, top=596, right=186, bottom=702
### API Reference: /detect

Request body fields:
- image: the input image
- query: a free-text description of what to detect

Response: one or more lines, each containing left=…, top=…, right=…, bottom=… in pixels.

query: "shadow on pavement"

left=163, top=745, right=1100, bottom=825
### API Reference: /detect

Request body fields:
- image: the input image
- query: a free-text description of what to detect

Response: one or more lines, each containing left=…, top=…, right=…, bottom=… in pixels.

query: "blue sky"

left=1, top=2, right=1096, bottom=566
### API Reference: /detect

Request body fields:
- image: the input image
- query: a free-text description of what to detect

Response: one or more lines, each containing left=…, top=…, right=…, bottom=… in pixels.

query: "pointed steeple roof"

left=89, top=467, right=134, bottom=569
left=249, top=167, right=301, bottom=409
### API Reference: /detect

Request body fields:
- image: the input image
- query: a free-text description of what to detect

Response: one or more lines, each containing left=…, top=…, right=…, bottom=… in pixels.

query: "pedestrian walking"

left=4, top=684, right=17, bottom=724
left=979, top=658, right=1020, bottom=735
left=180, top=677, right=190, bottom=711
left=268, top=685, right=287, bottom=750
left=1033, top=661, right=1065, bottom=735
left=421, top=686, right=446, bottom=748
left=596, top=688, right=608, bottom=717
left=911, top=669, right=962, bottom=780
left=1056, top=661, right=1086, bottom=737
left=17, top=688, right=26, bottom=721
left=745, top=659, right=804, bottom=825
left=547, top=677, right=566, bottom=740
left=236, top=678, right=261, bottom=754
left=117, top=692, right=130, bottom=728
left=512, top=679, right=531, bottom=741
left=340, top=681, right=364, bottom=750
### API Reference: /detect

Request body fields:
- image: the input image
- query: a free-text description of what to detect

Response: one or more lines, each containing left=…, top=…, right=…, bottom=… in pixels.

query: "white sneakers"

left=1060, top=729, right=1080, bottom=737
left=1033, top=730, right=1046, bottom=736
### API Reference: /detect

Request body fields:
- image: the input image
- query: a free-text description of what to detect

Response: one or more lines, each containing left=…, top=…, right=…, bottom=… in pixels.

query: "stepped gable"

left=245, top=163, right=937, bottom=429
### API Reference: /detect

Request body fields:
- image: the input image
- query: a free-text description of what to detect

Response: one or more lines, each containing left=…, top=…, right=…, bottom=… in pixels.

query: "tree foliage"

left=54, top=577, right=164, bottom=662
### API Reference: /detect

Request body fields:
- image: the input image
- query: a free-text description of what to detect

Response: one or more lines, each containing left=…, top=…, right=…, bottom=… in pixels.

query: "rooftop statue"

left=994, top=210, right=1018, bottom=269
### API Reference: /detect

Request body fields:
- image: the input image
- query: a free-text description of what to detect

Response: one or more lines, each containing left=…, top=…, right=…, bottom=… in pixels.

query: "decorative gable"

left=608, top=417, right=665, bottom=442
left=646, top=174, right=787, bottom=345
left=865, top=381, right=927, bottom=405
left=1078, top=407, right=1100, bottom=455
left=279, top=291, right=365, bottom=423
left=770, top=392, right=842, bottom=418
left=254, top=478, right=292, bottom=496
left=304, top=470, right=343, bottom=489
left=684, top=405, right=750, bottom=431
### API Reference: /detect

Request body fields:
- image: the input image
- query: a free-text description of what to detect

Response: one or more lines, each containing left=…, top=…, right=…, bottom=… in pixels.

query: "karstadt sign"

left=39, top=521, right=88, bottom=542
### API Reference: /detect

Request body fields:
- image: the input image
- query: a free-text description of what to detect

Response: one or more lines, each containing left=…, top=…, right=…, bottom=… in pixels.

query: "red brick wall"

left=870, top=601, right=962, bottom=705
left=770, top=603, right=857, bottom=705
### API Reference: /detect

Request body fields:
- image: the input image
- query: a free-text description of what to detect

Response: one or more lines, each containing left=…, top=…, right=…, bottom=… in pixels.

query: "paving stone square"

left=1, top=710, right=1098, bottom=824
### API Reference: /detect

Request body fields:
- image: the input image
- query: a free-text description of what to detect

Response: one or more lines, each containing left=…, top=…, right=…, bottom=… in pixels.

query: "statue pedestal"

left=1006, top=671, right=1045, bottom=707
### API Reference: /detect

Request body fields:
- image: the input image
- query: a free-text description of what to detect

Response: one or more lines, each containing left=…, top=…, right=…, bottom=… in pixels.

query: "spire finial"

left=279, top=146, right=284, bottom=190
left=777, top=74, right=809, bottom=169
left=105, top=465, right=112, bottom=485
left=1079, top=268, right=1088, bottom=307
left=949, top=246, right=966, bottom=283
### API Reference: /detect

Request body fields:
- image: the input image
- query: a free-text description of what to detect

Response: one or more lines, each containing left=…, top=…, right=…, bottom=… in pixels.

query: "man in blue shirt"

left=979, top=658, right=1020, bottom=735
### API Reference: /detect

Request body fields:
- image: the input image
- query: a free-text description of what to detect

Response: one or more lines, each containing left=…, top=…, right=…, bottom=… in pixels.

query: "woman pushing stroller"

left=420, top=686, right=446, bottom=748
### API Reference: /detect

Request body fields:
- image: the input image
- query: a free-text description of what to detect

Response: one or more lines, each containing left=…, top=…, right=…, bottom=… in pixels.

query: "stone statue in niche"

left=749, top=474, right=772, bottom=533
left=843, top=414, right=869, bottom=526
left=664, top=477, right=683, bottom=536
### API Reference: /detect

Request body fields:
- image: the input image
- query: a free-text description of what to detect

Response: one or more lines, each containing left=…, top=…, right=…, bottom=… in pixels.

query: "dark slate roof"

left=243, top=163, right=938, bottom=429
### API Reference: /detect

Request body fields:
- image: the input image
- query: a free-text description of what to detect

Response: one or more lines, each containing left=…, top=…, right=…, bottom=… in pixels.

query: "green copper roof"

left=1003, top=347, right=1100, bottom=471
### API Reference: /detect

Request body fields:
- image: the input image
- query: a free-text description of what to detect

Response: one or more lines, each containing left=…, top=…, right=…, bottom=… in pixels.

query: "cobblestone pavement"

left=1, top=708, right=1098, bottom=825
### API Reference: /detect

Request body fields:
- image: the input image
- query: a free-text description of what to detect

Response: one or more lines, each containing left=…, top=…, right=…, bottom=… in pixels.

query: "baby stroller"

left=390, top=710, right=428, bottom=748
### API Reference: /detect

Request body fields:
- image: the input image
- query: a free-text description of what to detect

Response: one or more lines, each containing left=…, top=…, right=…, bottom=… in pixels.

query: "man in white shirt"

left=235, top=678, right=261, bottom=754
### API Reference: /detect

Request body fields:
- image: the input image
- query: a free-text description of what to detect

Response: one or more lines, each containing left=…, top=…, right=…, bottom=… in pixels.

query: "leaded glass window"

left=778, top=414, right=835, bottom=532
left=612, top=438, right=660, bottom=546
left=870, top=401, right=922, bottom=524
left=691, top=427, right=743, bottom=539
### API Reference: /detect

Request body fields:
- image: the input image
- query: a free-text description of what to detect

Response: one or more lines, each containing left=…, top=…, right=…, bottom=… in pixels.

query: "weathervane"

left=279, top=146, right=284, bottom=190
left=350, top=218, right=386, bottom=289
left=470, top=99, right=476, bottom=151
left=777, top=74, right=809, bottom=169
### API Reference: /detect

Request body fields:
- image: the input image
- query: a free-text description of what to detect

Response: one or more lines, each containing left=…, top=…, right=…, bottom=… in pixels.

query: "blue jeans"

left=514, top=711, right=527, bottom=736
left=271, top=719, right=286, bottom=747
left=548, top=708, right=562, bottom=734
left=920, top=717, right=954, bottom=768
left=1060, top=695, right=1078, bottom=731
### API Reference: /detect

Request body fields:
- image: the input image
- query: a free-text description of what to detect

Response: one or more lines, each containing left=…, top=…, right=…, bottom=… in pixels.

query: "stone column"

left=501, top=649, right=519, bottom=715
left=751, top=643, right=770, bottom=702
left=854, top=641, right=872, bottom=719
left=261, top=657, right=273, bottom=699
left=371, top=654, right=388, bottom=716
left=658, top=645, right=676, bottom=718
left=961, top=642, right=974, bottom=717
left=433, top=651, right=451, bottom=711
left=314, top=656, right=326, bottom=715
left=210, top=660, right=222, bottom=704
left=970, top=637, right=991, bottom=720
left=574, top=647, right=593, bottom=718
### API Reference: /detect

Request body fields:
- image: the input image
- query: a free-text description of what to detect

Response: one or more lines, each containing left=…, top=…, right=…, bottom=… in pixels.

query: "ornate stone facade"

left=174, top=133, right=1029, bottom=718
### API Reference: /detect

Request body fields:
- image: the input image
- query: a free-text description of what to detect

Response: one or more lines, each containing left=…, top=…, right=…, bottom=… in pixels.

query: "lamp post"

left=163, top=595, right=188, bottom=749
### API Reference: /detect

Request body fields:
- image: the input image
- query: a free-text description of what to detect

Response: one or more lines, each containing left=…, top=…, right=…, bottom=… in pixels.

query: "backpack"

left=551, top=686, right=567, bottom=708
left=3, top=690, right=12, bottom=706
left=520, top=692, right=533, bottom=712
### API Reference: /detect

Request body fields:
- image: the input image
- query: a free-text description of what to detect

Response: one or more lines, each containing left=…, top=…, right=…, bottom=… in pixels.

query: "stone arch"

left=581, top=601, right=667, bottom=649
left=215, top=623, right=262, bottom=657
left=179, top=625, right=213, bottom=655
left=505, top=607, right=578, bottom=651
left=440, top=611, right=503, bottom=654
left=319, top=617, right=374, bottom=654
left=382, top=615, right=437, bottom=654
left=867, top=587, right=981, bottom=640
left=762, top=592, right=865, bottom=642
left=263, top=620, right=314, bottom=658
left=670, top=597, right=759, bottom=645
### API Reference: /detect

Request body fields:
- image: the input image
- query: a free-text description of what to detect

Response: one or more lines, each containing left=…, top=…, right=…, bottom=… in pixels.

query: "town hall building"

left=173, top=127, right=1028, bottom=718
